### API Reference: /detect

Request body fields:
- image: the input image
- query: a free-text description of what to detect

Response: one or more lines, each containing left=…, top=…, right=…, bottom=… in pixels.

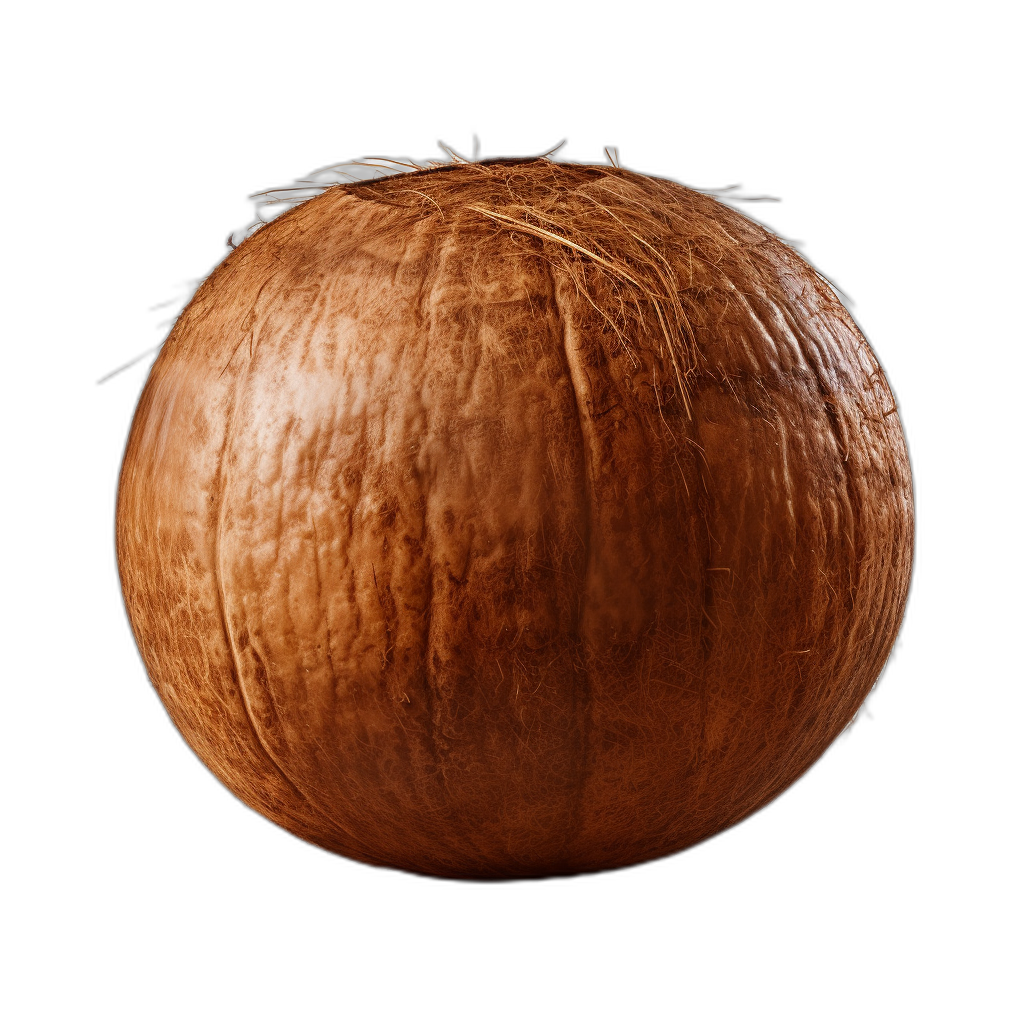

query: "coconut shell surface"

left=117, top=159, right=914, bottom=878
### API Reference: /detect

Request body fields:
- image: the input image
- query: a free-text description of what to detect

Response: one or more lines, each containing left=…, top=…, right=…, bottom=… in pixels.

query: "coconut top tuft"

left=233, top=154, right=826, bottom=419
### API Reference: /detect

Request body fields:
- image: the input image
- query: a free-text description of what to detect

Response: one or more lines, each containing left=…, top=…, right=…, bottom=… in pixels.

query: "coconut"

left=116, top=156, right=914, bottom=878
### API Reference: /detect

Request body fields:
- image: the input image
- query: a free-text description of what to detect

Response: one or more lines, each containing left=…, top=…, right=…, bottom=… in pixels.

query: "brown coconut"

left=116, top=157, right=914, bottom=878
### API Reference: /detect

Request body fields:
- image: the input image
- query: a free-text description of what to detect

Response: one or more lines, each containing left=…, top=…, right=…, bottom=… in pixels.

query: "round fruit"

left=117, top=158, right=914, bottom=878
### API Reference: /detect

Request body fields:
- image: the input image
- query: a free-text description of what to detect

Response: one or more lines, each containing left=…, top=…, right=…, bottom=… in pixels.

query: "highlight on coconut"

left=116, top=141, right=914, bottom=879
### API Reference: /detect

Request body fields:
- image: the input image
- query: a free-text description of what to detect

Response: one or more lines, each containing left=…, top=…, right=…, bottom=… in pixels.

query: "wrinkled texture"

left=117, top=159, right=914, bottom=878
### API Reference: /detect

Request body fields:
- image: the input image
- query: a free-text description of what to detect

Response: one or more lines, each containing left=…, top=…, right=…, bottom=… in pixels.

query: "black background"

left=90, top=99, right=942, bottom=909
